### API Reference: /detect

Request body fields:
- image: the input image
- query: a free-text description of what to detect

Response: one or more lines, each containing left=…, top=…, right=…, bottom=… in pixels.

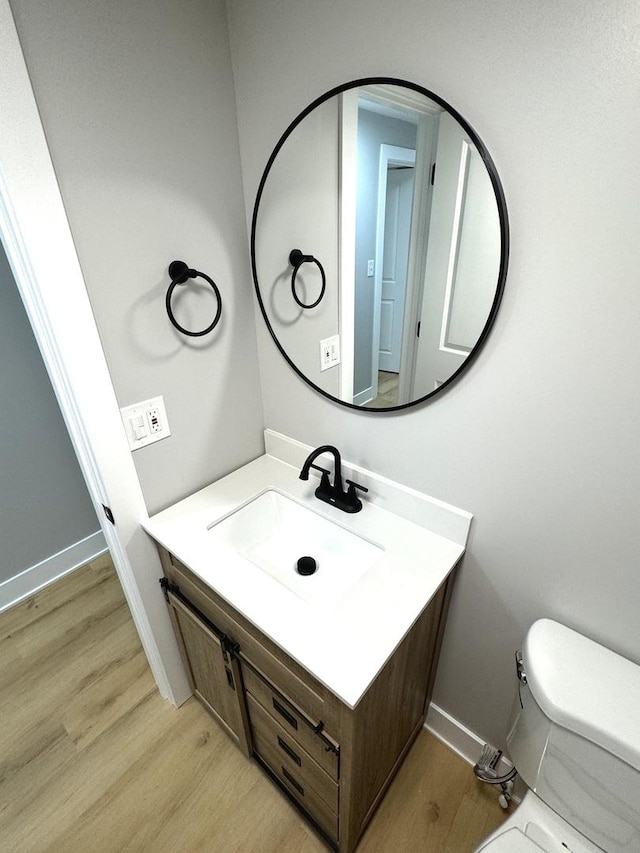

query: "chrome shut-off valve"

left=515, top=649, right=527, bottom=684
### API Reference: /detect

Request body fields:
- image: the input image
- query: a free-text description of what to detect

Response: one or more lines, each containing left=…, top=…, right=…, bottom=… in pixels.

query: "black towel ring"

left=166, top=260, right=222, bottom=337
left=289, top=249, right=326, bottom=309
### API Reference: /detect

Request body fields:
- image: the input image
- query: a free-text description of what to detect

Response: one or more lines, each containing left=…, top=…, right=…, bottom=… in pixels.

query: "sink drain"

left=296, top=556, right=317, bottom=576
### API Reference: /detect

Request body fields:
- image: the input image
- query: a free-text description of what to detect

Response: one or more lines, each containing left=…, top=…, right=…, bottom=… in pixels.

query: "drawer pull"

left=273, top=697, right=298, bottom=730
left=278, top=736, right=302, bottom=766
left=282, top=767, right=304, bottom=797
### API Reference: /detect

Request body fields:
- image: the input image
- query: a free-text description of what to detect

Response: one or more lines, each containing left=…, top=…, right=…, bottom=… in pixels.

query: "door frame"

left=375, top=146, right=416, bottom=377
left=340, top=83, right=440, bottom=407
left=338, top=90, right=359, bottom=404
left=371, top=145, right=416, bottom=400
left=0, top=0, right=189, bottom=705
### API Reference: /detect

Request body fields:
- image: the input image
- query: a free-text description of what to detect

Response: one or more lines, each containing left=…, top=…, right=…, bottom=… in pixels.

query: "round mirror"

left=251, top=78, right=509, bottom=411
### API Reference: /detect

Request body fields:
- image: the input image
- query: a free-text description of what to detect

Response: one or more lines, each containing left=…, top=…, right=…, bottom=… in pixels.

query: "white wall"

left=10, top=0, right=265, bottom=515
left=228, top=0, right=640, bottom=748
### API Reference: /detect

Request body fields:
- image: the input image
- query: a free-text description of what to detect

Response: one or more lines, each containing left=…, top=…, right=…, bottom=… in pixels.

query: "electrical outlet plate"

left=320, top=334, right=341, bottom=371
left=120, top=395, right=171, bottom=450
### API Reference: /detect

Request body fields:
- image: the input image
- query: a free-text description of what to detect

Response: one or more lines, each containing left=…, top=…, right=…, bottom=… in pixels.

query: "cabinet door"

left=167, top=591, right=248, bottom=751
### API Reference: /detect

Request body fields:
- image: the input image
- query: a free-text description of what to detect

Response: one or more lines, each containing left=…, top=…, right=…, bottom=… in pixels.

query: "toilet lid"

left=479, top=827, right=545, bottom=852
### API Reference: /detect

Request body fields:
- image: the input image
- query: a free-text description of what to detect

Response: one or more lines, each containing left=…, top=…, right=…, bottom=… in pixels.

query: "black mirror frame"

left=250, top=77, right=509, bottom=413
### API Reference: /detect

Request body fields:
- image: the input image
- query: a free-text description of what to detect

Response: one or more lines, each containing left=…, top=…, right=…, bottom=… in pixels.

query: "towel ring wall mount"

left=166, top=260, right=222, bottom=337
left=289, top=249, right=326, bottom=309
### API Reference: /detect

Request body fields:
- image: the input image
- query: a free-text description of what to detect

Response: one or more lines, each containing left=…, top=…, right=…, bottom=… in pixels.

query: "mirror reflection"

left=251, top=79, right=508, bottom=411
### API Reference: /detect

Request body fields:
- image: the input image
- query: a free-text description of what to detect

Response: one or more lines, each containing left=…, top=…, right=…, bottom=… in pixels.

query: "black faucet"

left=299, top=445, right=367, bottom=513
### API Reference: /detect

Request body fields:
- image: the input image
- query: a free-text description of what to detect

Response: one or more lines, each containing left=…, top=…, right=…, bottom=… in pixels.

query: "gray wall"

left=0, top=240, right=99, bottom=584
left=254, top=96, right=341, bottom=397
left=10, top=0, right=265, bottom=515
left=228, top=0, right=640, bottom=748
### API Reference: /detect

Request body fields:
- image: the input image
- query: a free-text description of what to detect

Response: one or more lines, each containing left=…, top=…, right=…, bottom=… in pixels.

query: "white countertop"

left=143, top=434, right=472, bottom=709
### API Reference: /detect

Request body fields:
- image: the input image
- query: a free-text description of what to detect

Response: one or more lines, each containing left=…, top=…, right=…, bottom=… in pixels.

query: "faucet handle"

left=345, top=479, right=368, bottom=512
left=310, top=464, right=331, bottom=490
left=310, top=463, right=330, bottom=475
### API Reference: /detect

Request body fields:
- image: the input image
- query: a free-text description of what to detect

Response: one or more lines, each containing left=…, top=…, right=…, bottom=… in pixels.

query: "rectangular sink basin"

left=206, top=489, right=383, bottom=606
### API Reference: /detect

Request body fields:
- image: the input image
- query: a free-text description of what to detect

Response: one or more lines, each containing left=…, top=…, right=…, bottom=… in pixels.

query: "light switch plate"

left=120, top=396, right=171, bottom=450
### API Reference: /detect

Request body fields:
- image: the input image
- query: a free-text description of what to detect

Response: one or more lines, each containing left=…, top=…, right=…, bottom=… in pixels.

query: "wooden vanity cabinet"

left=157, top=546, right=453, bottom=853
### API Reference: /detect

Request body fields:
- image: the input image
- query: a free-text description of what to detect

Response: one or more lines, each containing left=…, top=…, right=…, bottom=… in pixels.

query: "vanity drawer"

left=247, top=692, right=338, bottom=812
left=253, top=720, right=338, bottom=842
left=166, top=557, right=326, bottom=722
left=243, top=663, right=339, bottom=781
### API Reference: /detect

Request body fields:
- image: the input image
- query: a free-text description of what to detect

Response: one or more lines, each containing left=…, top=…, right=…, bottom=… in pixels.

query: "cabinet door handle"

left=277, top=736, right=301, bottom=766
left=225, top=666, right=235, bottom=690
left=272, top=697, right=298, bottom=730
left=282, top=767, right=304, bottom=797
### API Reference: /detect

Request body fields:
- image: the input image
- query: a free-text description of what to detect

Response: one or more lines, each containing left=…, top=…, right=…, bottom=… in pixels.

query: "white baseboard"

left=352, top=385, right=373, bottom=406
left=0, top=530, right=107, bottom=613
left=425, top=701, right=515, bottom=779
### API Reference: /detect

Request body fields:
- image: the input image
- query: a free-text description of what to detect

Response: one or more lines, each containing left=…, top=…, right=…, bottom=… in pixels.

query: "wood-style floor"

left=0, top=554, right=508, bottom=852
left=365, top=372, right=399, bottom=408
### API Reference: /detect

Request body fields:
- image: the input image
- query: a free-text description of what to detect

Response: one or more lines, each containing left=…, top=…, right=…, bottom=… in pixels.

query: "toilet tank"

left=507, top=619, right=640, bottom=853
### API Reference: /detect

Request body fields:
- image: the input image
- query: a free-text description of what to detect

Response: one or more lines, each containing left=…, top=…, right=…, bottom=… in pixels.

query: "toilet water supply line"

left=473, top=744, right=518, bottom=809
left=472, top=647, right=523, bottom=808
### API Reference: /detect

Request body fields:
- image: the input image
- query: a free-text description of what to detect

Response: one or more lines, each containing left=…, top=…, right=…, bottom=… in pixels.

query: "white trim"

left=373, top=144, right=416, bottom=398
left=0, top=532, right=107, bottom=613
left=352, top=385, right=374, bottom=406
left=0, top=0, right=190, bottom=706
left=425, top=701, right=515, bottom=779
left=439, top=140, right=472, bottom=356
left=399, top=113, right=438, bottom=404
left=359, top=84, right=443, bottom=119
left=338, top=90, right=358, bottom=404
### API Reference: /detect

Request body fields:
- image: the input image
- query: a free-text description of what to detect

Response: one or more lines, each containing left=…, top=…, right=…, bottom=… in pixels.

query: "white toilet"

left=474, top=618, right=640, bottom=852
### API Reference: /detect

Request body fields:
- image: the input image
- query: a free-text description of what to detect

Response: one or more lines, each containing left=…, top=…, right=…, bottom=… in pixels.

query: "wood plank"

left=0, top=552, right=113, bottom=641
left=60, top=642, right=156, bottom=750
